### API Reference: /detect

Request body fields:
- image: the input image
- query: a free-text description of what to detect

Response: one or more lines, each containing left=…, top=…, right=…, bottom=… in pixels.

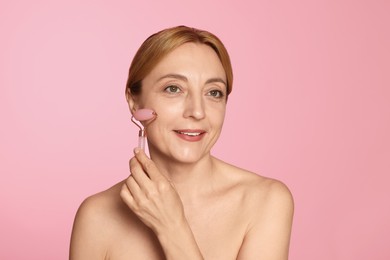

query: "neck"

left=149, top=150, right=218, bottom=201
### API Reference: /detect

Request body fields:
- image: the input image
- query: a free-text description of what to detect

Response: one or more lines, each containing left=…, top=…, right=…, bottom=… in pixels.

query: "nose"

left=183, top=93, right=205, bottom=120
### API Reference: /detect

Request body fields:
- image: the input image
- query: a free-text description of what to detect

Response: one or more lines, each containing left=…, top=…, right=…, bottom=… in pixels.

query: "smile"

left=173, top=129, right=206, bottom=141
left=176, top=131, right=201, bottom=136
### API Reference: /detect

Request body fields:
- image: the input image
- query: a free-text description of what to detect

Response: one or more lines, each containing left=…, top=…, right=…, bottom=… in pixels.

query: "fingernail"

left=133, top=147, right=140, bottom=154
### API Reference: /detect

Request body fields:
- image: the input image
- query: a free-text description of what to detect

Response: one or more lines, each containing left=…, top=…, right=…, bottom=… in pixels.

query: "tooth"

left=182, top=132, right=200, bottom=136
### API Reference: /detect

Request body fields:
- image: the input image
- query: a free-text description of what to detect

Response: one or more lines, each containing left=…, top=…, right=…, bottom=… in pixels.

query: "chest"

left=108, top=220, right=246, bottom=260
left=107, top=193, right=249, bottom=260
left=184, top=197, right=248, bottom=259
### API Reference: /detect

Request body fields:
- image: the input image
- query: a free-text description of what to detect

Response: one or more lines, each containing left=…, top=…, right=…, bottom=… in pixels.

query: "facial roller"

left=131, top=108, right=157, bottom=150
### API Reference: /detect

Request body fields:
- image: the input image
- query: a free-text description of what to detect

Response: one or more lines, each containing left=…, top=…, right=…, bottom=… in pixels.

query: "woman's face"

left=131, top=42, right=227, bottom=163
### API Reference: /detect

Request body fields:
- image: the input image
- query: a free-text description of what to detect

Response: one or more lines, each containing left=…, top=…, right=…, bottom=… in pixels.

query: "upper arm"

left=237, top=181, right=294, bottom=260
left=69, top=196, right=109, bottom=260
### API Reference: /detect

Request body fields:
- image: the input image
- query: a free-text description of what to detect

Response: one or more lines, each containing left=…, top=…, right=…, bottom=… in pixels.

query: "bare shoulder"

left=73, top=181, right=125, bottom=227
left=244, top=172, right=294, bottom=214
left=218, top=158, right=293, bottom=204
left=216, top=159, right=294, bottom=259
left=70, top=181, right=126, bottom=259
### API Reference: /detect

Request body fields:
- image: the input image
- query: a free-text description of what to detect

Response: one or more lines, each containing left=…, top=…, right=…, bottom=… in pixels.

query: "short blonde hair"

left=125, top=25, right=233, bottom=98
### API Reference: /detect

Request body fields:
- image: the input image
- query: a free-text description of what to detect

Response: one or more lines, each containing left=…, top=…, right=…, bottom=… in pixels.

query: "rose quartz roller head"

left=133, top=109, right=156, bottom=121
left=131, top=108, right=157, bottom=150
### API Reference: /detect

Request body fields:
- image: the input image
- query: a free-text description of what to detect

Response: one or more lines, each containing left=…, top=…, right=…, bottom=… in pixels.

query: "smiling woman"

left=69, top=25, right=294, bottom=260
left=134, top=42, right=227, bottom=163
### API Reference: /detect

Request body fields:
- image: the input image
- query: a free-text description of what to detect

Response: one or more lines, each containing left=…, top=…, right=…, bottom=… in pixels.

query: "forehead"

left=145, top=42, right=226, bottom=81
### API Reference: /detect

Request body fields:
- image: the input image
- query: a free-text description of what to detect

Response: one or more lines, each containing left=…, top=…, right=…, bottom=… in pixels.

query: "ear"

left=126, top=88, right=138, bottom=115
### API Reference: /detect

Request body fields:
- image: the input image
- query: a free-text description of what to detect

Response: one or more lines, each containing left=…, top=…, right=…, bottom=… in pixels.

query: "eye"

left=164, top=85, right=181, bottom=93
left=208, top=89, right=224, bottom=98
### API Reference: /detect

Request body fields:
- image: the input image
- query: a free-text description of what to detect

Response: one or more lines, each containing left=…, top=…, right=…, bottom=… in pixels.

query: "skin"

left=70, top=43, right=294, bottom=260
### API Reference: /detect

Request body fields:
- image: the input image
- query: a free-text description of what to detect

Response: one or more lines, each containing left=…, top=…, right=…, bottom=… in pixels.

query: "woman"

left=70, top=25, right=294, bottom=260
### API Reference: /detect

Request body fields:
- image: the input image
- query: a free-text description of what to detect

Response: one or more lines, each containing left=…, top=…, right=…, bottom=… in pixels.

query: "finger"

left=129, top=157, right=153, bottom=190
left=133, top=148, right=165, bottom=181
left=125, top=175, right=144, bottom=202
left=120, top=183, right=135, bottom=209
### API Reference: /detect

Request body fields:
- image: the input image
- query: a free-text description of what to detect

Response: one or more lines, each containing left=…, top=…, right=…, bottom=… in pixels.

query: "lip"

left=173, top=129, right=206, bottom=142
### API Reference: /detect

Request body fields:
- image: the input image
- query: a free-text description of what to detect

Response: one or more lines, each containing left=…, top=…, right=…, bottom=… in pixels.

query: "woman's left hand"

left=120, top=148, right=186, bottom=235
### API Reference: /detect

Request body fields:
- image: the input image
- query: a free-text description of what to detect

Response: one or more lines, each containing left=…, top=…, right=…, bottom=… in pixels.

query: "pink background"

left=1, top=0, right=389, bottom=259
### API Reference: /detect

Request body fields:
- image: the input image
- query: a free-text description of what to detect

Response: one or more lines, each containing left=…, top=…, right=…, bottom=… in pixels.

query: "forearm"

left=156, top=220, right=204, bottom=260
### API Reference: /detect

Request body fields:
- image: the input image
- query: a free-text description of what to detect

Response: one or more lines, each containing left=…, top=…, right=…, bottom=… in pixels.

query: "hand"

left=120, top=148, right=186, bottom=235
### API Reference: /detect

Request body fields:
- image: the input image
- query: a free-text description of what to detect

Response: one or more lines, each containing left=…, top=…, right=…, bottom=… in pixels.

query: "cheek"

left=143, top=94, right=182, bottom=117
left=210, top=105, right=226, bottom=126
left=154, top=104, right=181, bottom=118
left=145, top=106, right=179, bottom=136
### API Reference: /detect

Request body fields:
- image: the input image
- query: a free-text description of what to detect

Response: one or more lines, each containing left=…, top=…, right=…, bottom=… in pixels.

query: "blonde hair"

left=125, top=25, right=233, bottom=98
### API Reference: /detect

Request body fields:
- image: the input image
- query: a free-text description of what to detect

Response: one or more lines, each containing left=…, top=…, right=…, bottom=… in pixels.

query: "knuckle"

left=119, top=185, right=126, bottom=197
left=157, top=180, right=170, bottom=192
left=120, top=185, right=134, bottom=207
left=137, top=198, right=150, bottom=209
left=145, top=188, right=158, bottom=199
left=129, top=158, right=137, bottom=170
left=143, top=160, right=155, bottom=171
left=126, top=176, right=134, bottom=186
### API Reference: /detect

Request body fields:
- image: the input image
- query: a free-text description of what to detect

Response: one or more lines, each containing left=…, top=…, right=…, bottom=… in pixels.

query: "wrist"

left=156, top=219, right=204, bottom=260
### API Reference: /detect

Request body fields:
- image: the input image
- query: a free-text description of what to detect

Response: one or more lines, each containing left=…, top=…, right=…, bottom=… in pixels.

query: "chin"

left=173, top=152, right=208, bottom=164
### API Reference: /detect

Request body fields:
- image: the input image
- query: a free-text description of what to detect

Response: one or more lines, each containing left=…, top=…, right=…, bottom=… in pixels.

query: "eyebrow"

left=157, top=74, right=188, bottom=82
left=157, top=73, right=227, bottom=87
